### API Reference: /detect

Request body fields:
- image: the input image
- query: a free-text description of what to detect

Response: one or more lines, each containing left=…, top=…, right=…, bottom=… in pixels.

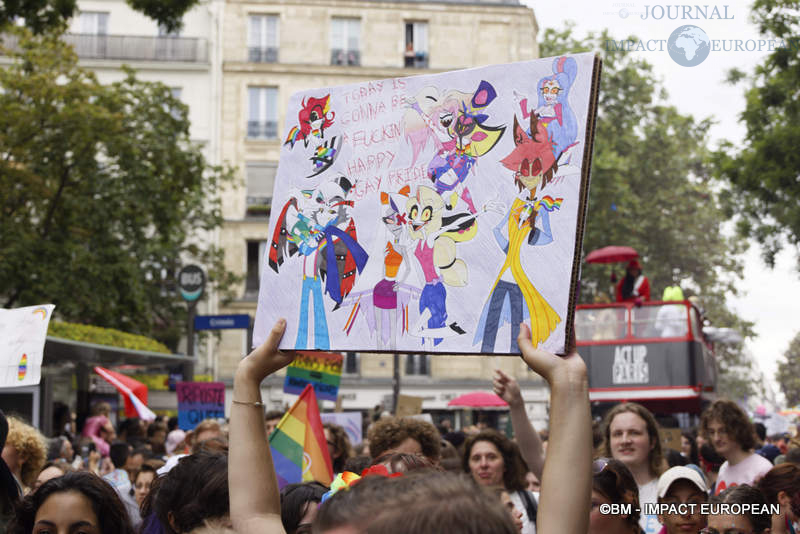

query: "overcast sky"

left=524, top=0, right=800, bottom=405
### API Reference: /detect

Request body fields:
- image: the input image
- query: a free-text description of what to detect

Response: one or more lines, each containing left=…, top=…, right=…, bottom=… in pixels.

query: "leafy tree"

left=541, top=25, right=756, bottom=399
left=776, top=332, right=800, bottom=407
left=0, top=0, right=198, bottom=34
left=714, top=0, right=800, bottom=268
left=0, top=29, right=237, bottom=349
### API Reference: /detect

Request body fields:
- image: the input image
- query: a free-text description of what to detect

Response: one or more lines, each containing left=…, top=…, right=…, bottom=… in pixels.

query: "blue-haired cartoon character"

left=515, top=56, right=579, bottom=164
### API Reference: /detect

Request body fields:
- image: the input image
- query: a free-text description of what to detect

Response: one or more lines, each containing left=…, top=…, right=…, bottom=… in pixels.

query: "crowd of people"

left=0, top=318, right=798, bottom=533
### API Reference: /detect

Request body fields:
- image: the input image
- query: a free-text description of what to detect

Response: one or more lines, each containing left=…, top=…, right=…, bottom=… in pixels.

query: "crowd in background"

left=0, top=321, right=798, bottom=533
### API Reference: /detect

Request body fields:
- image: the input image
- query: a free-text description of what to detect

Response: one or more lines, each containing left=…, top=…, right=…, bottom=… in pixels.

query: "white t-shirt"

left=509, top=490, right=537, bottom=534
left=638, top=478, right=661, bottom=534
left=715, top=453, right=773, bottom=495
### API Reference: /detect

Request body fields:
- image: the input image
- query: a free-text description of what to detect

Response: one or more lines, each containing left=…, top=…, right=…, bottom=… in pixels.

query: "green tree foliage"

left=0, top=0, right=198, bottom=34
left=0, top=29, right=237, bottom=349
left=540, top=25, right=755, bottom=398
left=714, top=0, right=800, bottom=268
left=776, top=332, right=800, bottom=407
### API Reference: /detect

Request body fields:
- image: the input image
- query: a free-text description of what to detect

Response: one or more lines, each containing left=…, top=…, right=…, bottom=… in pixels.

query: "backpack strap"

left=518, top=489, right=538, bottom=525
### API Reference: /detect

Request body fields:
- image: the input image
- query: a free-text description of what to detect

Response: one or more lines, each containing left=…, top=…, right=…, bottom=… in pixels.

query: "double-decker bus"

left=575, top=300, right=717, bottom=424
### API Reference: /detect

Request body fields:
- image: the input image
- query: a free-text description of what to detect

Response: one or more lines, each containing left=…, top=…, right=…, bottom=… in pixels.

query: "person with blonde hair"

left=601, top=402, right=665, bottom=533
left=1, top=416, right=47, bottom=494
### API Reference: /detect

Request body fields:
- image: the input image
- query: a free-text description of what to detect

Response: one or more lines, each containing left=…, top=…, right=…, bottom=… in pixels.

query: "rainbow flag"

left=535, top=195, right=564, bottom=212
left=269, top=384, right=333, bottom=489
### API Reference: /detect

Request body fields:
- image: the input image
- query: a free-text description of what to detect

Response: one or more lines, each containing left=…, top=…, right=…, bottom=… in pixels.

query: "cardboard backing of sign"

left=255, top=54, right=601, bottom=355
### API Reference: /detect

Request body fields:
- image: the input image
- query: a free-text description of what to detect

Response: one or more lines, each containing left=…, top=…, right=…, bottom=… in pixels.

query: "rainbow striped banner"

left=270, top=384, right=333, bottom=488
left=283, top=351, right=343, bottom=402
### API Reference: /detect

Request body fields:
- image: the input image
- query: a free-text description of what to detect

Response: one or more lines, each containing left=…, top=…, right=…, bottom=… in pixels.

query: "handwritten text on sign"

left=176, top=381, right=225, bottom=430
left=283, top=351, right=343, bottom=402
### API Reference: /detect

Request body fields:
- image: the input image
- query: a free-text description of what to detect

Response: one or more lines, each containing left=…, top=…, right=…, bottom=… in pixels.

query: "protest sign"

left=0, top=305, right=55, bottom=387
left=176, top=381, right=225, bottom=430
left=254, top=53, right=601, bottom=355
left=284, top=351, right=343, bottom=402
left=320, top=412, right=363, bottom=444
left=396, top=394, right=424, bottom=417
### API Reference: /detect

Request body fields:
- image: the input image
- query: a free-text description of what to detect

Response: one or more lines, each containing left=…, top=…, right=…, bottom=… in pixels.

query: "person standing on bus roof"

left=616, top=260, right=651, bottom=303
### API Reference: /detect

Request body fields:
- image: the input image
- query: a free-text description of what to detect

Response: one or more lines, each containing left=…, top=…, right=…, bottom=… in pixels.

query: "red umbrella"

left=94, top=366, right=156, bottom=421
left=447, top=391, right=508, bottom=409
left=585, top=246, right=639, bottom=264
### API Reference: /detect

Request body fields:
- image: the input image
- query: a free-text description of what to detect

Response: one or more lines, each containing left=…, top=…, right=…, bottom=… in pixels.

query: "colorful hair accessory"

left=320, top=471, right=361, bottom=503
left=360, top=464, right=404, bottom=479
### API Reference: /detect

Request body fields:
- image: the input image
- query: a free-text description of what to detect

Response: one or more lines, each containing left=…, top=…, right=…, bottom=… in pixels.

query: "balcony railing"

left=61, top=33, right=208, bottom=63
left=247, top=121, right=278, bottom=140
left=248, top=47, right=278, bottom=63
left=330, top=49, right=360, bottom=66
left=404, top=51, right=429, bottom=68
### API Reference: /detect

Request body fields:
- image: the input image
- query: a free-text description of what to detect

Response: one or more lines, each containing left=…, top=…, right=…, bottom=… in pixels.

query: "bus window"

left=632, top=304, right=688, bottom=339
left=575, top=307, right=628, bottom=341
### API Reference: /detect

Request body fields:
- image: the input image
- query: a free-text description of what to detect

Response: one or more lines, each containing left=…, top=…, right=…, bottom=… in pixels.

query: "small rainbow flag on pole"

left=269, top=384, right=334, bottom=489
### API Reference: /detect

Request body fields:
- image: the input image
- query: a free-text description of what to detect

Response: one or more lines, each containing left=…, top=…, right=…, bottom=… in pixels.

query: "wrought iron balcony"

left=63, top=33, right=208, bottom=63
left=330, top=49, right=361, bottom=66
left=247, top=47, right=278, bottom=63
left=404, top=51, right=429, bottom=69
left=247, top=121, right=278, bottom=140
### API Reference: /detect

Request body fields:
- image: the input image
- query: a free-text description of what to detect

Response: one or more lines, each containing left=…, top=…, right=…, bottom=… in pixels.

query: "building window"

left=330, top=18, right=360, bottom=66
left=169, top=87, right=183, bottom=120
left=245, top=161, right=277, bottom=216
left=245, top=240, right=267, bottom=299
left=248, top=15, right=279, bottom=62
left=247, top=87, right=278, bottom=139
left=405, top=354, right=429, bottom=376
left=79, top=11, right=109, bottom=35
left=404, top=22, right=428, bottom=68
left=344, top=352, right=359, bottom=375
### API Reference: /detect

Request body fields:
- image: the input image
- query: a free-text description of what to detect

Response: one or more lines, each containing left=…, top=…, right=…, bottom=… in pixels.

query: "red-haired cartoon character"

left=284, top=95, right=335, bottom=149
left=473, top=113, right=563, bottom=352
left=284, top=95, right=341, bottom=177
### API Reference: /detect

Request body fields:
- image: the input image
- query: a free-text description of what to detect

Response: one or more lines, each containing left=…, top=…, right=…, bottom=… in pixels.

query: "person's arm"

left=230, top=319, right=295, bottom=534
left=517, top=323, right=590, bottom=534
left=493, top=369, right=544, bottom=479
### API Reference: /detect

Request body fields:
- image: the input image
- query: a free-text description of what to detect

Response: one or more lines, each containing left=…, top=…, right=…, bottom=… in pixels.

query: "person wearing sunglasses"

left=655, top=465, right=709, bottom=534
left=591, top=458, right=644, bottom=534
left=701, top=484, right=772, bottom=534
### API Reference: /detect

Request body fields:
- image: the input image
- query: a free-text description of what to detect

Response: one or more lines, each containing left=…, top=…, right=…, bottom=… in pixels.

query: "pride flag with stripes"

left=269, top=384, right=333, bottom=489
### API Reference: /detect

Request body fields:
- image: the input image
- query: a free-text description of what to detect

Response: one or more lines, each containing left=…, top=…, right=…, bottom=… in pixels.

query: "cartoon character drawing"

left=473, top=113, right=563, bottom=352
left=341, top=186, right=421, bottom=350
left=403, top=81, right=505, bottom=214
left=514, top=56, right=579, bottom=165
left=284, top=95, right=342, bottom=177
left=268, top=175, right=368, bottom=350
left=401, top=185, right=501, bottom=346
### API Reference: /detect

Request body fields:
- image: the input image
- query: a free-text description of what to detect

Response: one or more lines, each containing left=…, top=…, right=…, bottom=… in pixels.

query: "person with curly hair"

left=1, top=415, right=47, bottom=494
left=367, top=416, right=441, bottom=463
left=322, top=423, right=353, bottom=474
left=701, top=399, right=772, bottom=495
left=7, top=470, right=135, bottom=534
left=463, top=430, right=536, bottom=534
